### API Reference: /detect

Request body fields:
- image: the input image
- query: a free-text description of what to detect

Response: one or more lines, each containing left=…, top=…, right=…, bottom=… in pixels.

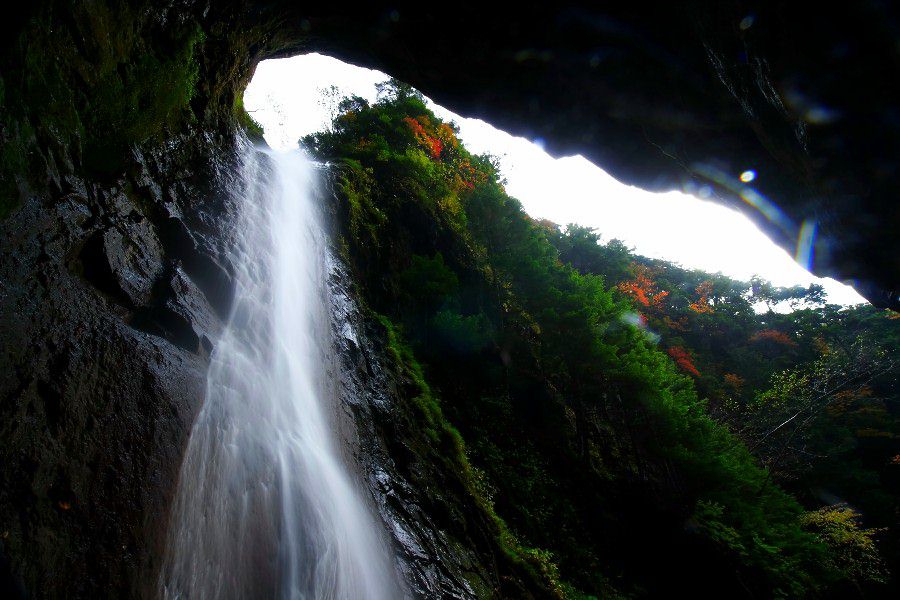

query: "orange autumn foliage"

left=403, top=116, right=444, bottom=158
left=667, top=346, right=701, bottom=377
left=689, top=280, right=715, bottom=314
left=337, top=110, right=357, bottom=124
left=724, top=373, right=746, bottom=390
left=750, top=329, right=798, bottom=348
left=452, top=158, right=488, bottom=192
left=403, top=115, right=426, bottom=137
left=617, top=265, right=669, bottom=310
left=436, top=122, right=460, bottom=148
left=403, top=115, right=444, bottom=158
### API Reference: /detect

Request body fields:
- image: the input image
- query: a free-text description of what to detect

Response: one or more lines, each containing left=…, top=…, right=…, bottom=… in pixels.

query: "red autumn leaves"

left=403, top=115, right=445, bottom=159
left=667, top=346, right=701, bottom=377
left=403, top=115, right=486, bottom=192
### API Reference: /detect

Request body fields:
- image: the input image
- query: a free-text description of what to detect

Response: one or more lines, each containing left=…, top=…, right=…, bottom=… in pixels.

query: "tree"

left=750, top=276, right=827, bottom=309
left=801, top=504, right=887, bottom=588
left=734, top=336, right=896, bottom=481
left=689, top=280, right=715, bottom=314
left=617, top=263, right=669, bottom=311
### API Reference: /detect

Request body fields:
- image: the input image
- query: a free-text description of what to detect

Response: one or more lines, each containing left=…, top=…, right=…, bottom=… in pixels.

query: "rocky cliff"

left=1, top=2, right=897, bottom=597
left=0, top=122, right=238, bottom=595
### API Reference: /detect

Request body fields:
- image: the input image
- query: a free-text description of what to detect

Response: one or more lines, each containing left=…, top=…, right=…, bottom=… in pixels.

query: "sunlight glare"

left=244, top=54, right=867, bottom=308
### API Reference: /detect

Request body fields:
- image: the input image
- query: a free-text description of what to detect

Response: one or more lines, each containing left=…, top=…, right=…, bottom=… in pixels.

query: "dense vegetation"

left=302, top=81, right=899, bottom=598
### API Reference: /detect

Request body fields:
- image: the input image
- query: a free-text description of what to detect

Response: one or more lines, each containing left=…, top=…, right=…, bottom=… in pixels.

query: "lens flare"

left=693, top=164, right=793, bottom=237
left=795, top=219, right=817, bottom=270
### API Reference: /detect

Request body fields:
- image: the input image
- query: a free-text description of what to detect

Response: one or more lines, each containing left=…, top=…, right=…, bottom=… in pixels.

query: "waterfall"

left=159, top=147, right=399, bottom=599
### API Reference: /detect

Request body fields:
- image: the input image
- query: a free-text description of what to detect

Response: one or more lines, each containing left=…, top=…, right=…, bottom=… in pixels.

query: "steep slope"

left=302, top=82, right=892, bottom=597
left=1, top=3, right=897, bottom=598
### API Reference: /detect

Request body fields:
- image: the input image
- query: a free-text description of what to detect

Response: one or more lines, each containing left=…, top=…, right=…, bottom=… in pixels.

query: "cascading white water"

left=159, top=147, right=399, bottom=599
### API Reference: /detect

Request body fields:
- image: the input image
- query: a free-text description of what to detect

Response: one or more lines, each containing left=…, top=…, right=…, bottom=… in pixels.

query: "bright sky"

left=245, top=54, right=866, bottom=307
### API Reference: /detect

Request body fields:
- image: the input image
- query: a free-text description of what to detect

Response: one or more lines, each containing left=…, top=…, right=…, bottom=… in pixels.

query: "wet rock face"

left=0, top=132, right=245, bottom=597
left=327, top=258, right=489, bottom=598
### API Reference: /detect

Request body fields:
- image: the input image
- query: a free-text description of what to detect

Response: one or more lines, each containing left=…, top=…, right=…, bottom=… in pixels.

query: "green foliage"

left=1, top=8, right=209, bottom=217
left=751, top=275, right=827, bottom=309
left=545, top=223, right=899, bottom=591
left=376, top=313, right=452, bottom=445
left=334, top=158, right=385, bottom=245
left=542, top=223, right=633, bottom=285
left=305, top=79, right=893, bottom=597
left=82, top=25, right=204, bottom=173
left=692, top=500, right=748, bottom=558
left=431, top=309, right=493, bottom=354
left=398, top=253, right=459, bottom=306
left=736, top=336, right=895, bottom=480
left=234, top=94, right=265, bottom=140
left=375, top=313, right=572, bottom=597
left=801, top=504, right=888, bottom=586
